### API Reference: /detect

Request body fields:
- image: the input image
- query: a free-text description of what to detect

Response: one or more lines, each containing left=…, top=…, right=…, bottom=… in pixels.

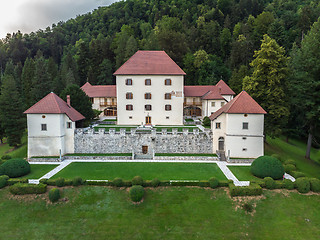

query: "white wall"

left=211, top=113, right=227, bottom=153
left=222, top=95, right=233, bottom=102
left=225, top=135, right=264, bottom=158
left=202, top=99, right=226, bottom=117
left=116, top=75, right=184, bottom=125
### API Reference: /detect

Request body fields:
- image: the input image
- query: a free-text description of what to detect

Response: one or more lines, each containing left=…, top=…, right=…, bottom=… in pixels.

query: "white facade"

left=116, top=75, right=184, bottom=125
left=202, top=99, right=227, bottom=117
left=212, top=113, right=264, bottom=158
left=27, top=113, right=75, bottom=157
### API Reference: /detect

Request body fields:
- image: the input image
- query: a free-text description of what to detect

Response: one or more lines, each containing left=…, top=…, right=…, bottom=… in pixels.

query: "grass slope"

left=51, top=162, right=227, bottom=180
left=228, top=166, right=260, bottom=181
left=0, top=187, right=319, bottom=239
left=22, top=164, right=58, bottom=179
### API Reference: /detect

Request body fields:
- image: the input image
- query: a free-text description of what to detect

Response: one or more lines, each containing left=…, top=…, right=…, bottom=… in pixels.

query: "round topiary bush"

left=284, top=164, right=296, bottom=173
left=295, top=177, right=310, bottom=193
left=209, top=177, right=219, bottom=189
left=151, top=178, right=160, bottom=187
left=132, top=176, right=144, bottom=186
left=129, top=185, right=145, bottom=202
left=309, top=178, right=320, bottom=193
left=49, top=188, right=60, bottom=203
left=0, top=158, right=31, bottom=178
left=251, top=156, right=284, bottom=180
left=283, top=179, right=294, bottom=190
left=264, top=177, right=275, bottom=189
left=113, top=178, right=123, bottom=187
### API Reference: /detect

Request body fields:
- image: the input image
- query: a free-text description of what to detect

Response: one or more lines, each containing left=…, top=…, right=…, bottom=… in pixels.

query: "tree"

left=60, top=84, right=94, bottom=120
left=0, top=74, right=25, bottom=146
left=288, top=18, right=320, bottom=159
left=243, top=34, right=289, bottom=137
left=21, top=58, right=35, bottom=108
left=229, top=65, right=249, bottom=94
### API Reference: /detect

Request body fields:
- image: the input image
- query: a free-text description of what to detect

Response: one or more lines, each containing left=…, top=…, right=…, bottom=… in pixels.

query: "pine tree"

left=0, top=74, right=25, bottom=146
left=243, top=34, right=289, bottom=137
left=21, top=58, right=35, bottom=108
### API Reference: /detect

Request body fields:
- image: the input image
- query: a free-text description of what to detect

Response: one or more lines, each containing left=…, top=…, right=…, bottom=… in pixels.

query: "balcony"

left=100, top=102, right=116, bottom=107
left=184, top=101, right=202, bottom=106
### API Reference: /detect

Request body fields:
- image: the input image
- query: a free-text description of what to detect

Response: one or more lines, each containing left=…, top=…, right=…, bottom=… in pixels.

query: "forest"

left=0, top=0, right=319, bottom=157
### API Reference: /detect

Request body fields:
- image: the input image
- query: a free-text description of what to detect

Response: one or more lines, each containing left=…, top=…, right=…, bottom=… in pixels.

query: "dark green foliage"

left=39, top=178, right=48, bottom=184
left=199, top=181, right=210, bottom=187
left=7, top=178, right=28, bottom=186
left=309, top=178, right=320, bottom=192
left=284, top=159, right=296, bottom=166
left=218, top=180, right=233, bottom=187
left=55, top=178, right=65, bottom=187
left=9, top=183, right=47, bottom=195
left=202, top=117, right=211, bottom=127
left=85, top=181, right=109, bottom=186
left=295, top=178, right=310, bottom=193
left=132, top=176, right=144, bottom=186
left=129, top=185, right=145, bottom=202
left=264, top=177, right=275, bottom=189
left=170, top=181, right=200, bottom=186
left=242, top=202, right=254, bottom=212
left=0, top=159, right=30, bottom=178
left=271, top=154, right=282, bottom=162
left=291, top=171, right=306, bottom=179
left=283, top=179, right=295, bottom=190
left=251, top=156, right=285, bottom=179
left=229, top=183, right=262, bottom=197
left=209, top=177, right=219, bottom=189
left=151, top=178, right=160, bottom=187
left=49, top=188, right=60, bottom=203
left=0, top=175, right=9, bottom=188
left=284, top=164, right=296, bottom=173
left=1, top=155, right=11, bottom=160
left=113, top=178, right=124, bottom=187
left=72, top=177, right=83, bottom=186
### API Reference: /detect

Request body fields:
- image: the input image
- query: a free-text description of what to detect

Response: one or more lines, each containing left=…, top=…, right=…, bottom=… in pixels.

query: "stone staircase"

left=134, top=154, right=153, bottom=160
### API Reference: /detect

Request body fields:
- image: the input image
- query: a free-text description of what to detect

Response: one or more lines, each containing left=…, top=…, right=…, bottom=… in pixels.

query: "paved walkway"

left=28, top=159, right=252, bottom=186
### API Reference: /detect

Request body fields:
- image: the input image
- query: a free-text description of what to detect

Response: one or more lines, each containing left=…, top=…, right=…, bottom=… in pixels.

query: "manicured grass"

left=0, top=187, right=319, bottom=239
left=155, top=153, right=217, bottom=157
left=265, top=136, right=320, bottom=178
left=51, top=162, right=226, bottom=180
left=65, top=153, right=131, bottom=156
left=228, top=166, right=260, bottom=181
left=21, top=164, right=58, bottom=179
left=0, top=133, right=27, bottom=159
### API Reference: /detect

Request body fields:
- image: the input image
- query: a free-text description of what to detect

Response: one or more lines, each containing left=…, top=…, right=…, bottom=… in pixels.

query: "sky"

left=0, top=0, right=118, bottom=39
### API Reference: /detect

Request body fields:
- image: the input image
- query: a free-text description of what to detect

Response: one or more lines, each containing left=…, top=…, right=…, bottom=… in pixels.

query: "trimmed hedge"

left=56, top=178, right=65, bottom=187
left=151, top=178, right=160, bottom=187
left=229, top=183, right=262, bottom=197
left=0, top=159, right=31, bottom=178
left=0, top=175, right=9, bottom=188
left=284, top=164, right=296, bottom=173
left=251, top=156, right=284, bottom=180
left=9, top=183, right=47, bottom=195
left=132, top=176, right=144, bottom=186
left=284, top=159, right=296, bottom=166
left=113, top=178, right=123, bottom=187
left=209, top=177, right=219, bottom=188
left=295, top=178, right=310, bottom=193
left=264, top=177, right=275, bottom=189
left=291, top=171, right=306, bottom=179
left=283, top=179, right=295, bottom=190
left=72, top=177, right=83, bottom=186
left=129, top=185, right=145, bottom=202
left=49, top=188, right=60, bottom=202
left=7, top=178, right=28, bottom=186
left=309, top=178, right=320, bottom=192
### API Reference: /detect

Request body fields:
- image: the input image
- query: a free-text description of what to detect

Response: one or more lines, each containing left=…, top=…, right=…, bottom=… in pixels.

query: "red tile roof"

left=81, top=82, right=116, bottom=98
left=184, top=80, right=235, bottom=98
left=215, top=80, right=235, bottom=95
left=113, top=50, right=186, bottom=75
left=24, top=93, right=85, bottom=122
left=209, top=91, right=267, bottom=120
left=202, top=89, right=225, bottom=100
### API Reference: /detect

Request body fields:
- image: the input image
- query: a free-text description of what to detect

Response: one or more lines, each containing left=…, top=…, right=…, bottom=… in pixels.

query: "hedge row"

left=9, top=183, right=47, bottom=195
left=229, top=183, right=263, bottom=197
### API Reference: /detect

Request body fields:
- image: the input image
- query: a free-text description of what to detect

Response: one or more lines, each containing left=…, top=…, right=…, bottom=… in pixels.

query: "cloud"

left=0, top=0, right=118, bottom=38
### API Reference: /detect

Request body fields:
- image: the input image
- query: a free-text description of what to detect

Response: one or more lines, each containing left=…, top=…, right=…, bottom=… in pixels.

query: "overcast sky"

left=0, top=0, right=118, bottom=39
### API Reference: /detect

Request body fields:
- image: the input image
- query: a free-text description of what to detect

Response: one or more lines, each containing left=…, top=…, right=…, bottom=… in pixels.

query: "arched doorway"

left=104, top=107, right=117, bottom=116
left=218, top=137, right=224, bottom=151
left=183, top=106, right=201, bottom=117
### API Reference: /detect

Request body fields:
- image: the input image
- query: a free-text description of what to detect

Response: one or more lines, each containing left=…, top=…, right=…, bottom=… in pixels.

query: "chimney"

left=218, top=87, right=221, bottom=94
left=67, top=95, right=71, bottom=106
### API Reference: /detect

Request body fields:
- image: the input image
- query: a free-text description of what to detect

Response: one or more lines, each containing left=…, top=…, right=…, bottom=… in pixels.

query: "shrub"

left=295, top=178, right=310, bottom=193
left=309, top=178, right=320, bottom=192
left=242, top=202, right=254, bottom=212
left=251, top=156, right=284, bottom=180
left=291, top=171, right=305, bottom=179
left=283, top=179, right=295, bottom=190
left=170, top=181, right=199, bottom=186
left=284, top=159, right=296, bottom=166
left=271, top=154, right=281, bottom=162
left=199, top=181, right=210, bottom=187
left=1, top=155, right=11, bottom=160
left=72, top=177, right=83, bottom=186
left=219, top=180, right=233, bottom=187
left=49, top=188, right=60, bottom=202
left=0, top=158, right=30, bottom=178
left=9, top=183, right=47, bottom=195
left=55, top=178, right=65, bottom=187
left=264, top=177, right=275, bottom=189
left=132, top=176, right=144, bottom=186
left=209, top=177, right=219, bottom=188
left=284, top=164, right=296, bottom=173
left=0, top=175, right=9, bottom=188
left=7, top=178, right=28, bottom=185
left=151, top=178, right=160, bottom=187
left=85, top=180, right=109, bottom=186
left=202, top=116, right=211, bottom=127
left=113, top=178, right=123, bottom=187
left=129, top=185, right=145, bottom=202
left=39, top=178, right=48, bottom=184
left=229, top=183, right=262, bottom=197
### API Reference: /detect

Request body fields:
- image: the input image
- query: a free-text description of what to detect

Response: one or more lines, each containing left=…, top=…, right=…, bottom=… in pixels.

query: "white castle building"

left=25, top=50, right=266, bottom=159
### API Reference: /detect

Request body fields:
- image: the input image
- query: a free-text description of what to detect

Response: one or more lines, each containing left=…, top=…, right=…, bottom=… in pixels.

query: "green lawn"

left=155, top=153, right=217, bottom=157
left=21, top=164, right=58, bottom=179
left=0, top=133, right=27, bottom=159
left=228, top=166, right=260, bottom=181
left=0, top=187, right=319, bottom=239
left=51, top=162, right=226, bottom=180
left=265, top=136, right=320, bottom=178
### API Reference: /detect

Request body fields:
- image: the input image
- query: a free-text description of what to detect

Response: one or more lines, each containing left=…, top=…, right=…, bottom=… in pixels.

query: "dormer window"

left=125, top=79, right=132, bottom=85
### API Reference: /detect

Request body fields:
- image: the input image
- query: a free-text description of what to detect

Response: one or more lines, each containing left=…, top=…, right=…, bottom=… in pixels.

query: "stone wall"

left=74, top=128, right=213, bottom=154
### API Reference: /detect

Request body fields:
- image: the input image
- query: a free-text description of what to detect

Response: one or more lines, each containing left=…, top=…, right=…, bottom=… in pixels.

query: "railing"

left=184, top=102, right=202, bottom=106
left=100, top=102, right=116, bottom=107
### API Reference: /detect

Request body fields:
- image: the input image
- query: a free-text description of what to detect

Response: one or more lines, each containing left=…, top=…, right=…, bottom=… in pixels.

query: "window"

left=67, top=122, right=72, bottom=129
left=165, top=93, right=171, bottom=99
left=221, top=102, right=225, bottom=107
left=165, top=104, right=172, bottom=111
left=216, top=122, right=221, bottom=129
left=125, top=79, right=132, bottom=85
left=166, top=116, right=169, bottom=119
left=243, top=122, right=249, bottom=130
left=242, top=148, right=247, bottom=151
left=145, top=104, right=152, bottom=111
left=126, top=92, right=133, bottom=99
left=242, top=137, right=247, bottom=140
left=145, top=79, right=151, bottom=85
left=145, top=93, right=152, bottom=99
left=165, top=79, right=171, bottom=85
left=211, top=102, right=215, bottom=107
left=41, top=124, right=47, bottom=131
left=129, top=116, right=132, bottom=119
left=126, top=104, right=133, bottom=111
